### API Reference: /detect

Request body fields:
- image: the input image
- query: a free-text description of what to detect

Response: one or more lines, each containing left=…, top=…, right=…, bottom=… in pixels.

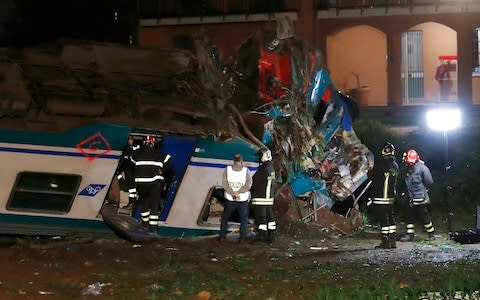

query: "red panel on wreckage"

left=258, top=47, right=292, bottom=102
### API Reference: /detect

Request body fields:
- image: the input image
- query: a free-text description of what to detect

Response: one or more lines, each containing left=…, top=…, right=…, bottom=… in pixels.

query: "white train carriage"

left=0, top=123, right=259, bottom=241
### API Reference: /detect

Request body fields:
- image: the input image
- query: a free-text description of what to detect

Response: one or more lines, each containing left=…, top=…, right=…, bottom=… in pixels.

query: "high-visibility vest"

left=224, top=166, right=250, bottom=201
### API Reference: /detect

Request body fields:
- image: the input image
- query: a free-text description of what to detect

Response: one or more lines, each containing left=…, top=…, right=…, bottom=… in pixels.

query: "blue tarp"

left=290, top=173, right=328, bottom=197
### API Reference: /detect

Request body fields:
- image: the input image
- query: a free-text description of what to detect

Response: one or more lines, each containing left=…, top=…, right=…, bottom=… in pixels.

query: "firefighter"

left=368, top=142, right=399, bottom=249
left=131, top=135, right=172, bottom=232
left=116, top=136, right=140, bottom=208
left=218, top=153, right=252, bottom=243
left=400, top=149, right=436, bottom=242
left=251, top=148, right=276, bottom=243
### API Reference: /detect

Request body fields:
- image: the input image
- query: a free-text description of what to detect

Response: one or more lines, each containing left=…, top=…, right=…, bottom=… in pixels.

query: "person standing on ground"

left=368, top=142, right=399, bottom=249
left=400, top=149, right=436, bottom=242
left=218, top=153, right=252, bottom=243
left=131, top=135, right=172, bottom=232
left=251, top=148, right=276, bottom=243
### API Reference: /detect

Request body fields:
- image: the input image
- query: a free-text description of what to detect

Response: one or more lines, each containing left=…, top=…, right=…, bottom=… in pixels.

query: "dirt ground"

left=1, top=219, right=480, bottom=300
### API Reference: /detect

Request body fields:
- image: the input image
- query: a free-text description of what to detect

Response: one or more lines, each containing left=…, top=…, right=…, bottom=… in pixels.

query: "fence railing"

left=138, top=0, right=297, bottom=19
left=138, top=0, right=478, bottom=19
left=315, top=0, right=479, bottom=10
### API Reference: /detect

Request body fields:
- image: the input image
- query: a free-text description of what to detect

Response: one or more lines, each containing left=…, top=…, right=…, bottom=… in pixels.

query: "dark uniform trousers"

left=405, top=200, right=435, bottom=238
left=137, top=181, right=165, bottom=230
left=372, top=199, right=397, bottom=248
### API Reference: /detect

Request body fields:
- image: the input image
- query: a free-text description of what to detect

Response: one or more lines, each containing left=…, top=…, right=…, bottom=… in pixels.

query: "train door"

left=159, top=135, right=197, bottom=221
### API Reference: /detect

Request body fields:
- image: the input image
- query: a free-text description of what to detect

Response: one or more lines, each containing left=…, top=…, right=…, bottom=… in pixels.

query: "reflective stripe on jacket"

left=372, top=197, right=394, bottom=205
left=131, top=146, right=171, bottom=184
left=372, top=156, right=398, bottom=206
left=251, top=161, right=275, bottom=206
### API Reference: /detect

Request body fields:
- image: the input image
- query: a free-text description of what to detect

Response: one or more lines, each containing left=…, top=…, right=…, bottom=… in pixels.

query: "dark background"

left=0, top=0, right=135, bottom=47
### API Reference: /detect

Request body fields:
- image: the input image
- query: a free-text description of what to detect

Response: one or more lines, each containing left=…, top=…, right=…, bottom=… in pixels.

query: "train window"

left=7, top=172, right=81, bottom=214
left=197, top=186, right=224, bottom=226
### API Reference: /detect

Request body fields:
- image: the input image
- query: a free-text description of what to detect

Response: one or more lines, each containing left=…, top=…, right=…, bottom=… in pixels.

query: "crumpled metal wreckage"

left=250, top=35, right=374, bottom=222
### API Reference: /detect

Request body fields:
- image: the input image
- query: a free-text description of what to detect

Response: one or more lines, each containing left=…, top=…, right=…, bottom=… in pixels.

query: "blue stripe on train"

left=0, top=147, right=122, bottom=159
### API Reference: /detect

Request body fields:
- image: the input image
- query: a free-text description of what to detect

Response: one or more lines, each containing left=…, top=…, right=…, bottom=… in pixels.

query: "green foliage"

left=352, top=119, right=401, bottom=158
left=446, top=129, right=480, bottom=213
left=314, top=281, right=480, bottom=300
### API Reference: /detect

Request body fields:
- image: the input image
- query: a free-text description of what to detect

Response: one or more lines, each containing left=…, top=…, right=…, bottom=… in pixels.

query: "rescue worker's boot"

left=428, top=232, right=436, bottom=241
left=400, top=234, right=414, bottom=242
left=148, top=215, right=159, bottom=233
left=267, top=221, right=276, bottom=244
left=375, top=234, right=391, bottom=249
left=253, top=230, right=267, bottom=243
left=388, top=233, right=397, bottom=249
left=148, top=224, right=157, bottom=233
left=140, top=210, right=150, bottom=230
left=125, top=188, right=137, bottom=209
left=266, top=230, right=275, bottom=244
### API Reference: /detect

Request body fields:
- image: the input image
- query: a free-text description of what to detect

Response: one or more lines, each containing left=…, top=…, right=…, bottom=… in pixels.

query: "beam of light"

left=426, top=108, right=461, bottom=132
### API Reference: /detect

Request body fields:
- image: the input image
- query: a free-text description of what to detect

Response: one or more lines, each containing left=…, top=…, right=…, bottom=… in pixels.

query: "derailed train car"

left=0, top=123, right=259, bottom=241
left=0, top=25, right=375, bottom=240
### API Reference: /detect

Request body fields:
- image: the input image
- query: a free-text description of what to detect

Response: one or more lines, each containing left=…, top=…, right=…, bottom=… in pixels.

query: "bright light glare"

left=426, top=108, right=461, bottom=131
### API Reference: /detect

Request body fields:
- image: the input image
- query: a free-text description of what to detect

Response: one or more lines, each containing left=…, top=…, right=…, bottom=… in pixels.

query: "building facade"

left=137, top=0, right=480, bottom=106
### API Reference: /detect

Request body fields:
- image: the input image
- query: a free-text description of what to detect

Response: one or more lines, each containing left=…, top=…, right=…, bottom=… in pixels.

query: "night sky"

left=0, top=0, right=136, bottom=47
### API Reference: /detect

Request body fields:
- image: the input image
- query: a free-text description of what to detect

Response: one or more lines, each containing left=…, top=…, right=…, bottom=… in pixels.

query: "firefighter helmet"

left=381, top=142, right=395, bottom=156
left=403, top=149, right=420, bottom=165
left=145, top=135, right=156, bottom=146
left=257, top=148, right=272, bottom=162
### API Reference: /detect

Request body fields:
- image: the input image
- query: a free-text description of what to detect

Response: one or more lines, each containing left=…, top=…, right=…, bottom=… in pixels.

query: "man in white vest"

left=218, top=153, right=252, bottom=243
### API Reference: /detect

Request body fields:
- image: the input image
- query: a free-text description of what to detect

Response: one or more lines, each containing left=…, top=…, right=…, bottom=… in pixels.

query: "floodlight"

left=426, top=108, right=461, bottom=132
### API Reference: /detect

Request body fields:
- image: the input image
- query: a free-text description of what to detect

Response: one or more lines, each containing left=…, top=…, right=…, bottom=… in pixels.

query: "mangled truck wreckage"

left=0, top=24, right=374, bottom=236
left=250, top=32, right=374, bottom=232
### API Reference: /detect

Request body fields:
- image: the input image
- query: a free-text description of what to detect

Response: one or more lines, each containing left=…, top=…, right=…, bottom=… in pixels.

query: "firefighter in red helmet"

left=400, top=149, right=436, bottom=242
left=131, top=135, right=173, bottom=232
left=368, top=142, right=399, bottom=249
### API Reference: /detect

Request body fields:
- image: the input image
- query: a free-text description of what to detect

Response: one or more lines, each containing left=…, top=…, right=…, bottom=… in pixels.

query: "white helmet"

left=259, top=148, right=272, bottom=162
